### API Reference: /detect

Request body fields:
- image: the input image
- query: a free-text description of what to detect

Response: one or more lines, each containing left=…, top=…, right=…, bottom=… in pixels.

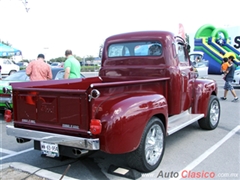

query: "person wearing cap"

left=221, top=56, right=238, bottom=102
left=26, top=54, right=52, bottom=81
left=64, top=50, right=81, bottom=79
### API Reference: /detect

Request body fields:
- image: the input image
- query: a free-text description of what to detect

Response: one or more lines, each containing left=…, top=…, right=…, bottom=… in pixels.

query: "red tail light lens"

left=4, top=109, right=12, bottom=122
left=90, top=119, right=102, bottom=135
left=26, top=92, right=37, bottom=105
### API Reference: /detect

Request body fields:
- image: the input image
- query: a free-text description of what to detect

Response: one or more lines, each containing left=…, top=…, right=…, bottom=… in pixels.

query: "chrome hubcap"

left=210, top=100, right=220, bottom=126
left=145, top=124, right=163, bottom=166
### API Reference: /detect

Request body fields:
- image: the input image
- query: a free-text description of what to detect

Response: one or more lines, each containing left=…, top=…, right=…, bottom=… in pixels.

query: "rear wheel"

left=9, top=70, right=17, bottom=75
left=127, top=116, right=165, bottom=172
left=198, top=95, right=220, bottom=130
left=0, top=110, right=4, bottom=114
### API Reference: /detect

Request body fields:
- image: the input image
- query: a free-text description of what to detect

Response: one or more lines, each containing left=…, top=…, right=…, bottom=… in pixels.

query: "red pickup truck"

left=6, top=31, right=220, bottom=173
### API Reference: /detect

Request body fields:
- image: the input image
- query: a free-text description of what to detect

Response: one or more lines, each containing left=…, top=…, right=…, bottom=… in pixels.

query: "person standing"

left=26, top=54, right=52, bottom=81
left=64, top=50, right=81, bottom=79
left=221, top=56, right=238, bottom=102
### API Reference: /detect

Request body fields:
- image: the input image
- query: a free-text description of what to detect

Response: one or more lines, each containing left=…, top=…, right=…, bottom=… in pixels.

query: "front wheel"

left=9, top=70, right=17, bottom=75
left=127, top=116, right=165, bottom=172
left=198, top=95, right=220, bottom=130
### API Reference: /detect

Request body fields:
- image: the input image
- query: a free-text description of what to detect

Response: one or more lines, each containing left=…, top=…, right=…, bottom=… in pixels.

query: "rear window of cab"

left=108, top=41, right=162, bottom=57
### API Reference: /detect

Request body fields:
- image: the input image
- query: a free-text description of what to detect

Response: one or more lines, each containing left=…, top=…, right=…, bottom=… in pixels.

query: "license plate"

left=40, top=142, right=59, bottom=157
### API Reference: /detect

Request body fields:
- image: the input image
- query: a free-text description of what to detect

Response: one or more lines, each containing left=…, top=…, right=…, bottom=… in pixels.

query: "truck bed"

left=11, top=76, right=170, bottom=137
left=11, top=77, right=101, bottom=136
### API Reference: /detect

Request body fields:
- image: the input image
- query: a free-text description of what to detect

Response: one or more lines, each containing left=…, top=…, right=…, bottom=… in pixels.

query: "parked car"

left=0, top=58, right=20, bottom=76
left=232, top=69, right=240, bottom=86
left=15, top=62, right=29, bottom=69
left=189, top=51, right=209, bottom=78
left=0, top=68, right=85, bottom=111
left=51, top=62, right=63, bottom=68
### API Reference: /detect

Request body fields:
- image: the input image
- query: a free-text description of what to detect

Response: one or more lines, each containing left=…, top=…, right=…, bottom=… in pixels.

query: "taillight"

left=4, top=109, right=12, bottom=122
left=26, top=91, right=37, bottom=105
left=90, top=119, right=102, bottom=135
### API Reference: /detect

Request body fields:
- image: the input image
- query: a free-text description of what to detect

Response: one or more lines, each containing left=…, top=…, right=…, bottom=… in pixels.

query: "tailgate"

left=13, top=88, right=90, bottom=133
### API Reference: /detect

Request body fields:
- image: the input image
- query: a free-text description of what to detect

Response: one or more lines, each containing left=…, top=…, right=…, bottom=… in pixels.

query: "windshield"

left=54, top=70, right=65, bottom=80
left=51, top=63, right=59, bottom=66
left=189, top=54, right=208, bottom=67
left=190, top=54, right=203, bottom=62
left=4, top=71, right=29, bottom=81
left=108, top=41, right=162, bottom=57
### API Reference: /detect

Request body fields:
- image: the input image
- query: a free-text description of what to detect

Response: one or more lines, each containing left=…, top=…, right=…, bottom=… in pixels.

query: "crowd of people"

left=26, top=49, right=81, bottom=81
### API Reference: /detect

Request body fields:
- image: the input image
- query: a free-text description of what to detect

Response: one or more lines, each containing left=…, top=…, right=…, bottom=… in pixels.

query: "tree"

left=73, top=55, right=82, bottom=62
left=85, top=55, right=94, bottom=61
left=49, top=57, right=66, bottom=63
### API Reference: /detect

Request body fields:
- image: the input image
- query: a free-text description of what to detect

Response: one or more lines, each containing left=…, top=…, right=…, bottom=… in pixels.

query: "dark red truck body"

left=6, top=31, right=220, bottom=172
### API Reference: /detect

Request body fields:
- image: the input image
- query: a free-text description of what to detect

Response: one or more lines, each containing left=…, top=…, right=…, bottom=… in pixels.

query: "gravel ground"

left=0, top=162, right=77, bottom=180
left=0, top=167, right=47, bottom=180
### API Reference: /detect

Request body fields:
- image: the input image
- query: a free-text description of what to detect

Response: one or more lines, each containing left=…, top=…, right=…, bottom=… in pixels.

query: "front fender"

left=95, top=92, right=168, bottom=154
left=192, top=78, right=218, bottom=115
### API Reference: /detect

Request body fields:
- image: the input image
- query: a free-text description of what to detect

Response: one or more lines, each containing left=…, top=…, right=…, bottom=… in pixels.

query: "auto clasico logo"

left=157, top=170, right=215, bottom=179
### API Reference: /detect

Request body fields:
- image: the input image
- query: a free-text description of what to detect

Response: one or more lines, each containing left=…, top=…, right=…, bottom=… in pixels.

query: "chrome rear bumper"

left=6, top=125, right=99, bottom=150
left=0, top=96, right=12, bottom=104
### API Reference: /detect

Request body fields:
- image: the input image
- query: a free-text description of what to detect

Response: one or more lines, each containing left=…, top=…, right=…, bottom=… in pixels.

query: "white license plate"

left=40, top=142, right=59, bottom=157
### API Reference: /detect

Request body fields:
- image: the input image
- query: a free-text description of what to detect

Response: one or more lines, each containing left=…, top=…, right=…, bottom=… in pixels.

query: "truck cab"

left=99, top=31, right=197, bottom=115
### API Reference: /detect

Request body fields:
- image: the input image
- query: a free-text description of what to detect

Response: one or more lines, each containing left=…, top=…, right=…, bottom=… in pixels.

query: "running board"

left=167, top=111, right=204, bottom=135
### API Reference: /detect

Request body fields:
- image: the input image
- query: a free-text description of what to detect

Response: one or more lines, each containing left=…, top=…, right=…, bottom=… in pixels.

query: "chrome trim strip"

left=0, top=97, right=12, bottom=103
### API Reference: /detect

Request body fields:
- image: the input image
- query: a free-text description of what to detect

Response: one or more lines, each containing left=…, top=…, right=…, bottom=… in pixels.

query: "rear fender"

left=192, top=78, right=218, bottom=116
left=95, top=93, right=168, bottom=154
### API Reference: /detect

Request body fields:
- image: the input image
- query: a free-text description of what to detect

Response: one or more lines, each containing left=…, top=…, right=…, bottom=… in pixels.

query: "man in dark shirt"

left=221, top=56, right=238, bottom=102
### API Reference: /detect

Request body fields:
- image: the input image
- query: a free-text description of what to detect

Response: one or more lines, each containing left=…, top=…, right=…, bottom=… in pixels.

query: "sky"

left=0, top=0, right=239, bottom=60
